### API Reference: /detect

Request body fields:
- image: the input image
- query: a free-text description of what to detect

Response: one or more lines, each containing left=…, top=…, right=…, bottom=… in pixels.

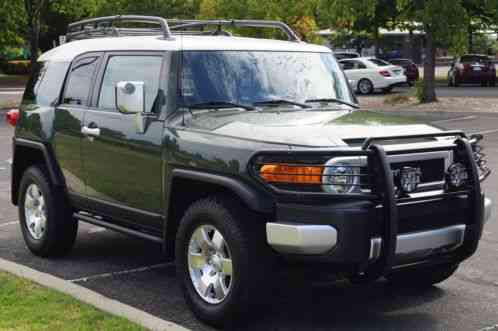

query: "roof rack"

left=66, top=15, right=301, bottom=42
left=168, top=19, right=301, bottom=42
left=67, top=15, right=172, bottom=41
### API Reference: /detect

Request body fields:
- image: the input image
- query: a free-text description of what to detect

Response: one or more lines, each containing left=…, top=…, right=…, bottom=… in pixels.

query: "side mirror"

left=116, top=81, right=145, bottom=114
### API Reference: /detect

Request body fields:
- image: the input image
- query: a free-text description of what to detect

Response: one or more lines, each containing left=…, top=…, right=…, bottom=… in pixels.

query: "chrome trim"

left=484, top=197, right=493, bottom=224
left=369, top=224, right=466, bottom=260
left=387, top=150, right=453, bottom=171
left=81, top=126, right=101, bottom=137
left=266, top=223, right=337, bottom=255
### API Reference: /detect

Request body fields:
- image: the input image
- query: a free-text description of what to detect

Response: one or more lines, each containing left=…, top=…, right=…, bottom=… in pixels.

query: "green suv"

left=10, top=16, right=493, bottom=327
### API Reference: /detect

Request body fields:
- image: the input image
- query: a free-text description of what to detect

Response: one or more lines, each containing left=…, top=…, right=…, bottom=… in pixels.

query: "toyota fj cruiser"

left=9, top=16, right=493, bottom=327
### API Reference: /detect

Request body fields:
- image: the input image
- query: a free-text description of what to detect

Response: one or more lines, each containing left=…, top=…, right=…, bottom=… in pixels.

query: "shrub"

left=415, top=79, right=424, bottom=103
left=0, top=60, right=31, bottom=75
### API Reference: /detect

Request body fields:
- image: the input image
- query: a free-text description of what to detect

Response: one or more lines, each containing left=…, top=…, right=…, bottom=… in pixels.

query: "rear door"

left=80, top=52, right=168, bottom=231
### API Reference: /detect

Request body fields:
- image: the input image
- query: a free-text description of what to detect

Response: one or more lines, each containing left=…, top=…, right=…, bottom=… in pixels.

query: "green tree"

left=0, top=0, right=26, bottom=55
left=320, top=0, right=498, bottom=103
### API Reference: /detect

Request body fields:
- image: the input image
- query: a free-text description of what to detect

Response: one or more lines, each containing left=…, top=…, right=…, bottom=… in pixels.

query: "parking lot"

left=1, top=110, right=498, bottom=331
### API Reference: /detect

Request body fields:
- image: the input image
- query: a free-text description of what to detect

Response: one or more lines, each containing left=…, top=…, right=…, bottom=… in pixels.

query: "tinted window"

left=23, top=61, right=69, bottom=106
left=461, top=55, right=489, bottom=63
left=390, top=59, right=410, bottom=66
left=181, top=51, right=355, bottom=106
left=63, top=57, right=99, bottom=105
left=368, top=58, right=390, bottom=67
left=98, top=56, right=163, bottom=112
left=351, top=60, right=367, bottom=69
left=340, top=60, right=355, bottom=70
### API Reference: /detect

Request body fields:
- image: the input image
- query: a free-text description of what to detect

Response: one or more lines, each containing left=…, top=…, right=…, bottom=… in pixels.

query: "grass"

left=0, top=271, right=146, bottom=331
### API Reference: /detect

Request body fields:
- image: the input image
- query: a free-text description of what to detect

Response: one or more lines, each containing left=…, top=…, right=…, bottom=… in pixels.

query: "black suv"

left=10, top=16, right=493, bottom=327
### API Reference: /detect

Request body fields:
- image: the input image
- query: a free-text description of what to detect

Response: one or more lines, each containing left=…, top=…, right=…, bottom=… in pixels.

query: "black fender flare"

left=169, top=168, right=275, bottom=214
left=11, top=138, right=65, bottom=204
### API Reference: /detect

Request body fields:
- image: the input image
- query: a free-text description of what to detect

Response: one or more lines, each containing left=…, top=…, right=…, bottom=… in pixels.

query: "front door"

left=81, top=52, right=167, bottom=230
left=54, top=54, right=102, bottom=197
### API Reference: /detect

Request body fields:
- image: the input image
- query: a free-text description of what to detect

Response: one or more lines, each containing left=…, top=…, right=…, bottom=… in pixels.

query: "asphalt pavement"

left=1, top=112, right=498, bottom=331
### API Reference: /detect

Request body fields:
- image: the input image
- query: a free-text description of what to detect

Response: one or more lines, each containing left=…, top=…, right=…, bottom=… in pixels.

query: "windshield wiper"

left=305, top=98, right=359, bottom=109
left=253, top=99, right=311, bottom=109
left=187, top=101, right=255, bottom=111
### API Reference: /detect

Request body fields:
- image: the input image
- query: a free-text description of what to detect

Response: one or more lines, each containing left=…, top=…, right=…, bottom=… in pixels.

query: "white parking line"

left=0, top=221, right=18, bottom=228
left=479, top=324, right=498, bottom=331
left=432, top=116, right=476, bottom=124
left=69, top=263, right=172, bottom=283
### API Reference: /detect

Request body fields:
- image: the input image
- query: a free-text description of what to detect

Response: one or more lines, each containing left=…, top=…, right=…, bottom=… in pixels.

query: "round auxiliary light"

left=322, top=158, right=362, bottom=194
left=446, top=162, right=468, bottom=188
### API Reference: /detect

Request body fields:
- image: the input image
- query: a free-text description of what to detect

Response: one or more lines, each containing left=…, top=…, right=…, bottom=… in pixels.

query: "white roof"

left=39, top=35, right=331, bottom=62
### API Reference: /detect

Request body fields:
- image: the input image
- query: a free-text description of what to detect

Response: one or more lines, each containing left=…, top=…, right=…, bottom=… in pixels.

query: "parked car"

left=389, top=58, right=419, bottom=86
left=334, top=51, right=361, bottom=60
left=448, top=54, right=496, bottom=87
left=339, top=57, right=407, bottom=94
left=10, top=15, right=492, bottom=328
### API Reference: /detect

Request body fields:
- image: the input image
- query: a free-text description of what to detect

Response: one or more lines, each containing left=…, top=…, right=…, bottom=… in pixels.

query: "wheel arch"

left=163, top=169, right=274, bottom=257
left=11, top=138, right=65, bottom=205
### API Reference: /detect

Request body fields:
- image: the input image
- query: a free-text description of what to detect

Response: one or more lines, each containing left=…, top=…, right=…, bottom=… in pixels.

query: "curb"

left=0, top=257, right=191, bottom=331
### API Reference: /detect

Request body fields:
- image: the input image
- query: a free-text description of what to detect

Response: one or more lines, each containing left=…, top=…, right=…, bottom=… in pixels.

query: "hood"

left=187, top=109, right=442, bottom=147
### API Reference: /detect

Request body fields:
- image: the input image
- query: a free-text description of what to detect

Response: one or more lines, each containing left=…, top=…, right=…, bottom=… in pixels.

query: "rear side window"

left=23, top=61, right=69, bottom=106
left=98, top=55, right=163, bottom=112
left=368, top=58, right=390, bottom=67
left=63, top=57, right=99, bottom=105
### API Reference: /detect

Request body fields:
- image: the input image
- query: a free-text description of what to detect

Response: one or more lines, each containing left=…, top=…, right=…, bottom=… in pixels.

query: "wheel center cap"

left=211, top=255, right=222, bottom=271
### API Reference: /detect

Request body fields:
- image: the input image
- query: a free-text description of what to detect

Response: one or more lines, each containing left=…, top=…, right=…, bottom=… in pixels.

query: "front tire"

left=175, top=196, right=271, bottom=327
left=386, top=263, right=459, bottom=288
left=19, top=165, right=78, bottom=257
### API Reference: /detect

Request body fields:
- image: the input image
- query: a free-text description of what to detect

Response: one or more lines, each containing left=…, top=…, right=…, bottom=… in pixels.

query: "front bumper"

left=266, top=198, right=493, bottom=263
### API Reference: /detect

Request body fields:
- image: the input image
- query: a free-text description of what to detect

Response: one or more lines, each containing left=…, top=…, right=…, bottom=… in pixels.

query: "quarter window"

left=98, top=56, right=163, bottom=112
left=63, top=57, right=99, bottom=105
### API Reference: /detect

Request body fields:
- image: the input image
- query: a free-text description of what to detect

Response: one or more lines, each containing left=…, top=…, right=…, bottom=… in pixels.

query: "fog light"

left=446, top=163, right=468, bottom=188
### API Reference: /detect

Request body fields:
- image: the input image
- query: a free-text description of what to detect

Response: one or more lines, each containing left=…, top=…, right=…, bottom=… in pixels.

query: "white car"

left=339, top=57, right=407, bottom=94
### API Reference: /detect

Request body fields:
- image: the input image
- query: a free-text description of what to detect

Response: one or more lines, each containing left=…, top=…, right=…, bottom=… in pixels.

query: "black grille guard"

left=359, top=133, right=483, bottom=280
left=251, top=130, right=484, bottom=280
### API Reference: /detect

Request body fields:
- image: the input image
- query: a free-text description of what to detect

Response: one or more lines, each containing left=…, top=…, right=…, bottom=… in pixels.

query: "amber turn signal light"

left=259, top=164, right=324, bottom=184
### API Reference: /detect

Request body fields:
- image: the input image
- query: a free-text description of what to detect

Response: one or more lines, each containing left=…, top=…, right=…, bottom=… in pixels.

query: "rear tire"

left=357, top=79, right=374, bottom=95
left=19, top=165, right=78, bottom=257
left=386, top=263, right=459, bottom=288
left=175, top=195, right=272, bottom=327
left=490, top=79, right=496, bottom=87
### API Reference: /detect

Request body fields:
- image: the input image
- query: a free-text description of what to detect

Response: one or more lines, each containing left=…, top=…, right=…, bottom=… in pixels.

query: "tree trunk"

left=374, top=26, right=380, bottom=57
left=422, top=28, right=437, bottom=103
left=24, top=0, right=44, bottom=66
left=468, top=24, right=473, bottom=54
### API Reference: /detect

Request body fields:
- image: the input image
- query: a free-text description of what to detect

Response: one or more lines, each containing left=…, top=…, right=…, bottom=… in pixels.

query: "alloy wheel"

left=24, top=183, right=47, bottom=240
left=188, top=225, right=233, bottom=304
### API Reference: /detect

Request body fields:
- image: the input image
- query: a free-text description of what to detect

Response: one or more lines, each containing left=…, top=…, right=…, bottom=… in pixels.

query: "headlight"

left=322, top=157, right=365, bottom=194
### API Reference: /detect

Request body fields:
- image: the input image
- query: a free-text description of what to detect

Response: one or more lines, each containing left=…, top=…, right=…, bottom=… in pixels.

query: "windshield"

left=181, top=51, right=357, bottom=108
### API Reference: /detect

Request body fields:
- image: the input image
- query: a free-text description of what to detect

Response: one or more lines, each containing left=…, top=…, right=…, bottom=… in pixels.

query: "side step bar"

left=74, top=212, right=163, bottom=243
